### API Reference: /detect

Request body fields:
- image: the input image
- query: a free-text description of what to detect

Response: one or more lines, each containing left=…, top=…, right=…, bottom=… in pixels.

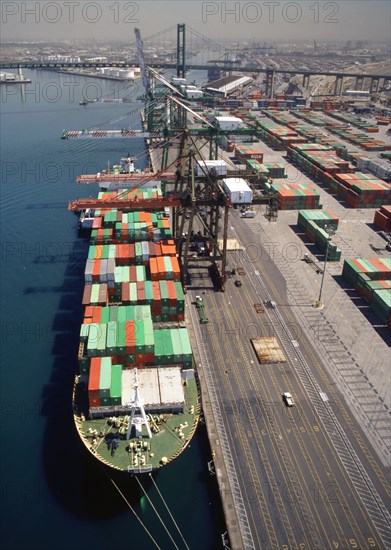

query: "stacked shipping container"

left=342, top=258, right=391, bottom=328
left=78, top=192, right=194, bottom=410
left=373, top=205, right=391, bottom=232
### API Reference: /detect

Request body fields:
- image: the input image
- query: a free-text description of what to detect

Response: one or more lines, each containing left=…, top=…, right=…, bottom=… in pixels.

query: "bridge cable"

left=149, top=473, right=191, bottom=550
left=134, top=476, right=180, bottom=550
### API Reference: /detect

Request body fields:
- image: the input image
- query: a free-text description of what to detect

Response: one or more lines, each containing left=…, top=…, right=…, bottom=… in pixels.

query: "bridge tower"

left=333, top=75, right=344, bottom=96
left=265, top=69, right=275, bottom=99
left=177, top=23, right=186, bottom=78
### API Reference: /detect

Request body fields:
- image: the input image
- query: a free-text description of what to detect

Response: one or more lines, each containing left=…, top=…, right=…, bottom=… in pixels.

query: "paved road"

left=186, top=215, right=391, bottom=550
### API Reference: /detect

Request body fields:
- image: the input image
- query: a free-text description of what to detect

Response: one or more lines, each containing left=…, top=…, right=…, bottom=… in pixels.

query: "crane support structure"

left=66, top=27, right=278, bottom=291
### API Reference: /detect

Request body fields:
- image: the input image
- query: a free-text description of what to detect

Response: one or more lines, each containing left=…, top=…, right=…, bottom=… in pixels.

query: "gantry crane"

left=66, top=30, right=277, bottom=290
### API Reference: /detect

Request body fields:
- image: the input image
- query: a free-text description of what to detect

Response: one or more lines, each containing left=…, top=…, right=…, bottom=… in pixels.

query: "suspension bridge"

left=2, top=24, right=390, bottom=97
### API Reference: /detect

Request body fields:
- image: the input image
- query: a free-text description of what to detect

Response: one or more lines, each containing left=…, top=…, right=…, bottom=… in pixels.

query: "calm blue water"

left=0, top=70, right=225, bottom=550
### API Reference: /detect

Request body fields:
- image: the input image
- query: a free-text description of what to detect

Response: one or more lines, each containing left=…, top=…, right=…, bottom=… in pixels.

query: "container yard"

left=64, top=57, right=391, bottom=550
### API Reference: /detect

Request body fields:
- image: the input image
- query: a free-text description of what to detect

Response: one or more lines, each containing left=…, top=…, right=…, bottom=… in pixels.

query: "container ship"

left=73, top=185, right=200, bottom=474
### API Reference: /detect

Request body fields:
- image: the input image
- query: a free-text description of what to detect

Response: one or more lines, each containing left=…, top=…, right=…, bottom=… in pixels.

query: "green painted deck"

left=76, top=377, right=200, bottom=472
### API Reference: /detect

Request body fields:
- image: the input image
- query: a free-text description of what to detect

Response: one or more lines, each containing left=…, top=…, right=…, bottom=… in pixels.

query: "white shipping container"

left=100, top=259, right=107, bottom=283
left=85, top=259, right=94, bottom=282
left=222, top=178, right=253, bottom=204
left=186, top=88, right=203, bottom=99
left=215, top=116, right=244, bottom=130
left=195, top=159, right=228, bottom=176
left=142, top=241, right=149, bottom=261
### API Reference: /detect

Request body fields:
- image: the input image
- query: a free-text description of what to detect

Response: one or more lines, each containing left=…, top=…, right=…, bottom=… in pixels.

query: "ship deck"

left=74, top=376, right=200, bottom=473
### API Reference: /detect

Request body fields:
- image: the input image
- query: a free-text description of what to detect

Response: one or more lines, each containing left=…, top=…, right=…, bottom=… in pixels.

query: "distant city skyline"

left=1, top=1, right=390, bottom=43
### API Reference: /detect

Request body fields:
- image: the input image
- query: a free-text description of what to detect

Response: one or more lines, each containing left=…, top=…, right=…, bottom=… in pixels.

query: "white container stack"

left=222, top=178, right=253, bottom=204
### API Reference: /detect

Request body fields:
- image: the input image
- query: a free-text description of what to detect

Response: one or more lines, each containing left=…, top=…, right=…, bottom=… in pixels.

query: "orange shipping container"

left=166, top=280, right=177, bottom=306
left=170, top=256, right=181, bottom=279
left=88, top=358, right=101, bottom=396
left=149, top=257, right=158, bottom=281
left=157, top=257, right=166, bottom=278
left=92, top=306, right=102, bottom=323
left=84, top=305, right=94, bottom=318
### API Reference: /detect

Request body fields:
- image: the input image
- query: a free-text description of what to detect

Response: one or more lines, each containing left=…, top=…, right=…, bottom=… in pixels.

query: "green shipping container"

left=108, top=306, right=118, bottom=322
left=135, top=319, right=145, bottom=353
left=80, top=324, right=90, bottom=342
left=86, top=323, right=100, bottom=357
left=154, top=330, right=165, bottom=364
left=106, top=321, right=117, bottom=354
left=174, top=281, right=185, bottom=311
left=144, top=318, right=154, bottom=353
left=170, top=329, right=183, bottom=363
left=162, top=329, right=173, bottom=362
left=110, top=364, right=122, bottom=405
left=178, top=328, right=192, bottom=362
left=160, top=281, right=169, bottom=306
left=99, top=357, right=112, bottom=398
left=97, top=324, right=107, bottom=356
left=98, top=307, right=108, bottom=324
left=117, top=306, right=128, bottom=322
left=116, top=321, right=126, bottom=354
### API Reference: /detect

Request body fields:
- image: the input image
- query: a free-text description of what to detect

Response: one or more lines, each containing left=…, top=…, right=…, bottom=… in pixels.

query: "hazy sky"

left=1, top=1, right=390, bottom=43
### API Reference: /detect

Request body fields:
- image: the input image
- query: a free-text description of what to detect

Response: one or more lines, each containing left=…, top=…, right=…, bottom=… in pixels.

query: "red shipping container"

left=129, top=266, right=137, bottom=282
left=137, top=281, right=146, bottom=303
left=127, top=243, right=135, bottom=261
left=89, top=397, right=101, bottom=407
left=136, top=353, right=155, bottom=365
left=151, top=304, right=162, bottom=316
left=119, top=222, right=127, bottom=241
left=92, top=217, right=102, bottom=230
left=98, top=284, right=108, bottom=305
left=122, top=282, right=130, bottom=303
left=375, top=211, right=391, bottom=231
left=82, top=285, right=92, bottom=305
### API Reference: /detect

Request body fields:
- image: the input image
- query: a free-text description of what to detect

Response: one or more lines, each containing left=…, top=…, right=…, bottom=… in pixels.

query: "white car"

left=283, top=392, right=295, bottom=407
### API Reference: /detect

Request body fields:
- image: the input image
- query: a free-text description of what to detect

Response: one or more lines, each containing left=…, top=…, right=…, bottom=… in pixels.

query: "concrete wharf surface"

left=146, top=116, right=391, bottom=549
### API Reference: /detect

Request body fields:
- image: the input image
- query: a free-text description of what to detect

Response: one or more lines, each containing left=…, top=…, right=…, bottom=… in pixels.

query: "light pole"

left=314, top=225, right=336, bottom=309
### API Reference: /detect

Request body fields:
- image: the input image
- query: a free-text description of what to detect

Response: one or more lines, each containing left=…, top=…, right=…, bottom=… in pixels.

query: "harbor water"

left=0, top=70, right=226, bottom=550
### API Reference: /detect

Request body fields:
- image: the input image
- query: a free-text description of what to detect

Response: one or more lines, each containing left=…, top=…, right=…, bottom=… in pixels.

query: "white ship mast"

left=126, top=369, right=152, bottom=439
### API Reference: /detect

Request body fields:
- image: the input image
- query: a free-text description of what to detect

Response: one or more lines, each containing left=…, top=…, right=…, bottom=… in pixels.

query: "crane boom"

left=76, top=171, right=176, bottom=184
left=68, top=197, right=182, bottom=211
